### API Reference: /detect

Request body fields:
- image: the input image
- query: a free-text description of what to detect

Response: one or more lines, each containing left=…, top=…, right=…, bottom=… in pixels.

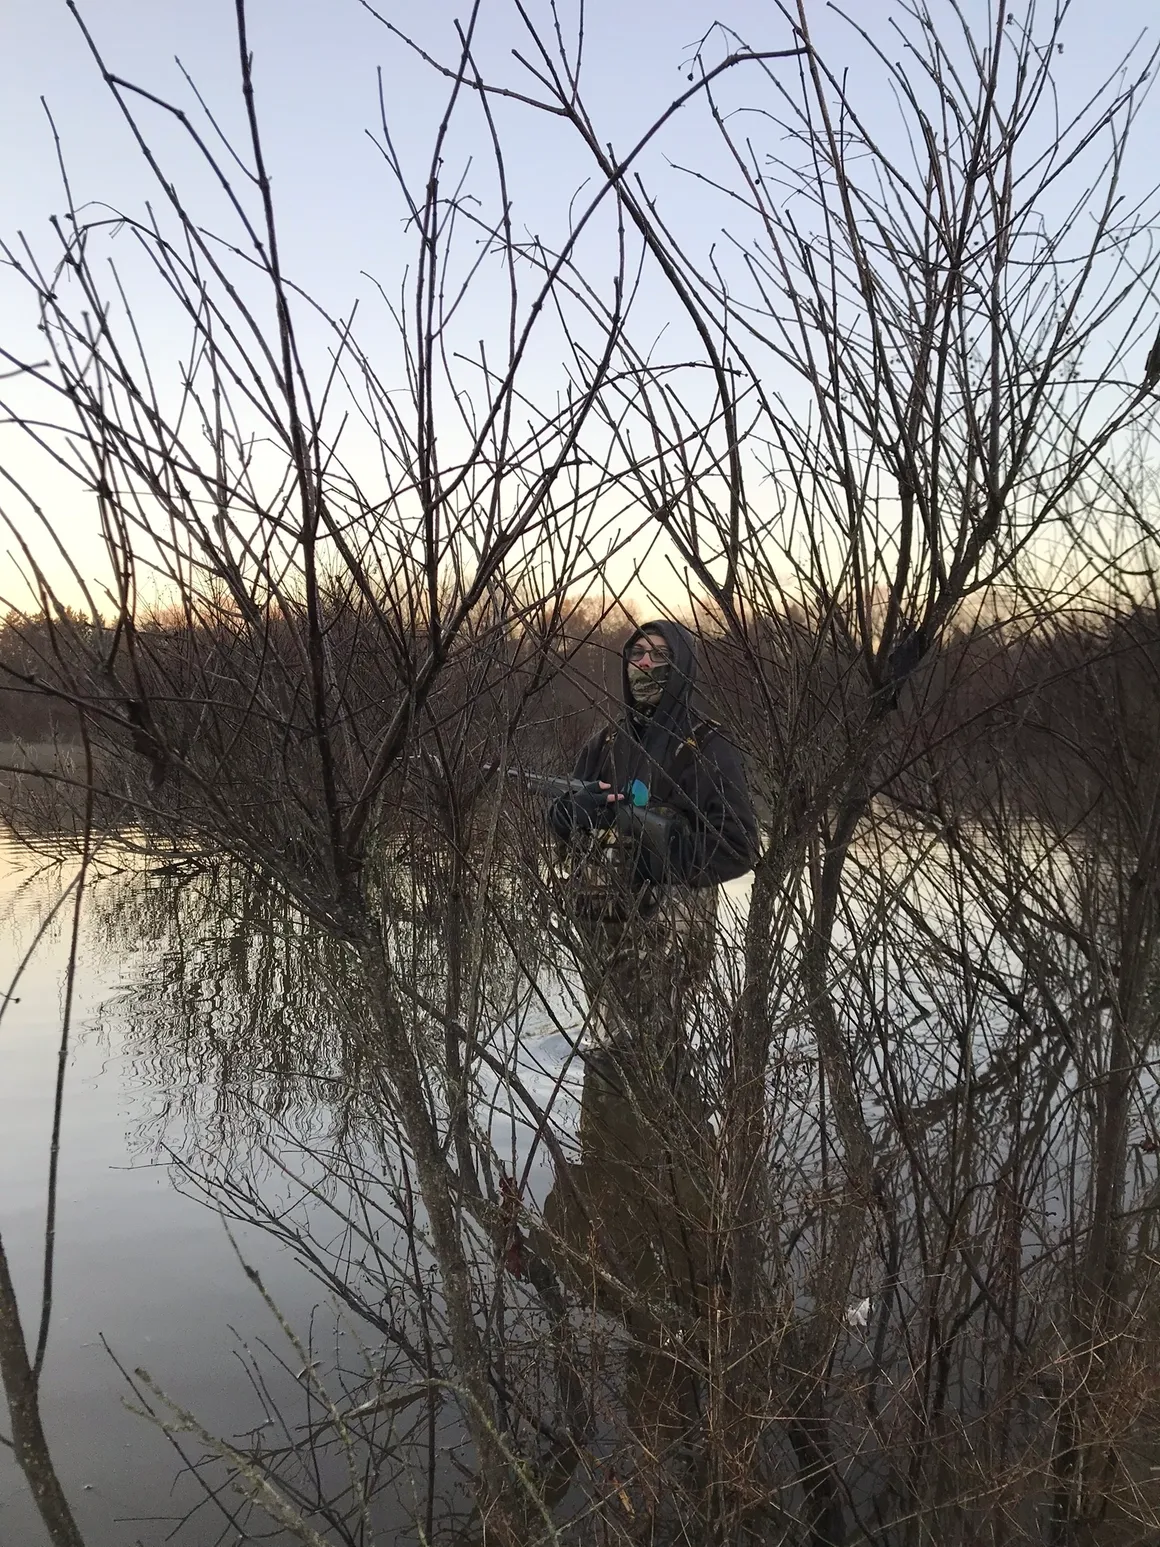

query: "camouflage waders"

left=542, top=886, right=719, bottom=1510
left=572, top=885, right=716, bottom=1048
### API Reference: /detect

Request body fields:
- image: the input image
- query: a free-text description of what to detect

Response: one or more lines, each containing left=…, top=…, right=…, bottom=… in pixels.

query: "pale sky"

left=6, top=2, right=1155, bottom=320
left=2, top=1, right=1158, bottom=610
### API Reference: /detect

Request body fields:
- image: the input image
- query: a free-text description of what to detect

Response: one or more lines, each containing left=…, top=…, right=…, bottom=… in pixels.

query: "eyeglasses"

left=626, top=644, right=671, bottom=665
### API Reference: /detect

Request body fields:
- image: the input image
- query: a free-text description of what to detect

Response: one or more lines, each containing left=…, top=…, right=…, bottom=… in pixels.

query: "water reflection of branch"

left=0, top=745, right=93, bottom=1543
left=0, top=1233, right=85, bottom=1546
left=33, top=726, right=93, bottom=1379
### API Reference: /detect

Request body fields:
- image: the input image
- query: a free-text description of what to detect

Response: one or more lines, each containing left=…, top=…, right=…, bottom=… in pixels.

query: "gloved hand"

left=548, top=781, right=624, bottom=837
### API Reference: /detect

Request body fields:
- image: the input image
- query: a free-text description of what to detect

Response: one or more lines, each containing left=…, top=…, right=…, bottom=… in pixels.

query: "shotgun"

left=490, top=765, right=680, bottom=864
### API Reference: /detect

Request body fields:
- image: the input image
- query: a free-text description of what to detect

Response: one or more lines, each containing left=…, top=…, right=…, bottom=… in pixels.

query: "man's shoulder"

left=679, top=719, right=751, bottom=784
left=683, top=717, right=747, bottom=757
left=683, top=715, right=722, bottom=748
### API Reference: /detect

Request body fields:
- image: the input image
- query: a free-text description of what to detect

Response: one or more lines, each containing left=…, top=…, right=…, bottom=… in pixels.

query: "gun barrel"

left=516, top=771, right=586, bottom=798
left=483, top=765, right=588, bottom=798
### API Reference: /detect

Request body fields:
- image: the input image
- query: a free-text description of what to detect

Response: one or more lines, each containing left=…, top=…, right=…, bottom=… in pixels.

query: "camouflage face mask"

left=627, top=661, right=669, bottom=708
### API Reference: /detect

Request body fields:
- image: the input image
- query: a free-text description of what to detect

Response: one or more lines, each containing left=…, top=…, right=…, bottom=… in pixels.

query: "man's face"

left=626, top=630, right=672, bottom=709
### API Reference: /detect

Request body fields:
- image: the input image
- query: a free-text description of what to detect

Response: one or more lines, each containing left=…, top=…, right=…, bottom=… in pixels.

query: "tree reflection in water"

left=55, top=784, right=1160, bottom=1547
left=86, top=835, right=792, bottom=1544
left=89, top=847, right=684, bottom=1542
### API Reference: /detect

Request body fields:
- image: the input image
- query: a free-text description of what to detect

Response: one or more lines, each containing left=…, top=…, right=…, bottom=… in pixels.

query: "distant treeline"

left=2, top=597, right=1157, bottom=837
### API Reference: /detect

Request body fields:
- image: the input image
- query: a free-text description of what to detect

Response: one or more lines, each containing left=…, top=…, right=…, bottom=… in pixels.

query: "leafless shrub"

left=3, top=2, right=1160, bottom=1544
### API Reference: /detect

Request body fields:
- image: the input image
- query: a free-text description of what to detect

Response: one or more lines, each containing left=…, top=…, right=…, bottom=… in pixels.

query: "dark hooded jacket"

left=549, top=621, right=760, bottom=911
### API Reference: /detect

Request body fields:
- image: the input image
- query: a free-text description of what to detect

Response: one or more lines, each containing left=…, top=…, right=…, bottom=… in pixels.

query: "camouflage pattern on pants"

left=541, top=885, right=720, bottom=1509
left=571, top=885, right=718, bottom=1056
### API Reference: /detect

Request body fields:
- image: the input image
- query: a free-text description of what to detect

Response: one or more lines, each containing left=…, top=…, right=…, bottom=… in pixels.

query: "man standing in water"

left=543, top=620, right=759, bottom=1512
left=547, top=618, right=760, bottom=1082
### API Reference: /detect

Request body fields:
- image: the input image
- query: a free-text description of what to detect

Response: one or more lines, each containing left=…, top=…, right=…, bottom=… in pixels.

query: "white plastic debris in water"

left=846, top=1297, right=871, bottom=1328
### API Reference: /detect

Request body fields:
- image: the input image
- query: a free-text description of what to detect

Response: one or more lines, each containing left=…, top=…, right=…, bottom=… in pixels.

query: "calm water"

left=0, top=835, right=346, bottom=1544
left=7, top=819, right=1143, bottom=1545
left=0, top=831, right=609, bottom=1545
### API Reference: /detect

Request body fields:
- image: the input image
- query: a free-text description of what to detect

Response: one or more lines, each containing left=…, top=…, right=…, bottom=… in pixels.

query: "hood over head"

left=622, top=618, right=697, bottom=721
left=617, top=619, right=699, bottom=791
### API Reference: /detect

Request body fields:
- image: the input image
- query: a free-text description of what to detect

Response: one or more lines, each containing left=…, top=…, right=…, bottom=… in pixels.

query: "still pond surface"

left=0, top=833, right=597, bottom=1545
